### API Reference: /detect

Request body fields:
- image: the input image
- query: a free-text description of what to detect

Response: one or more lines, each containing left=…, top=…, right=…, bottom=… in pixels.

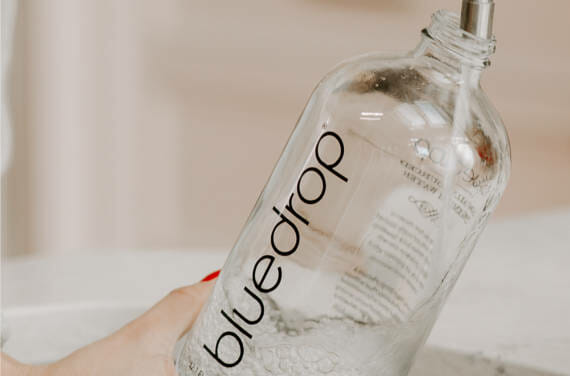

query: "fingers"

left=0, top=352, right=48, bottom=376
left=44, top=281, right=217, bottom=376
left=0, top=353, right=28, bottom=376
left=130, top=280, right=216, bottom=348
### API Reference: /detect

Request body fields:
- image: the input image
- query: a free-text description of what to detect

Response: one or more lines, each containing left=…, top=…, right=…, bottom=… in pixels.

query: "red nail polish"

left=201, top=270, right=221, bottom=282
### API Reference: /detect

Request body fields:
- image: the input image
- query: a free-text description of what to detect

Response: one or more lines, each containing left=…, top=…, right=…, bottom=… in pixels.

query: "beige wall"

left=4, top=0, right=570, bottom=256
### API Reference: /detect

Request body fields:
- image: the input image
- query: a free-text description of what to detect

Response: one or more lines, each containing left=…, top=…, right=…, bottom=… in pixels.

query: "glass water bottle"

left=178, top=4, right=510, bottom=376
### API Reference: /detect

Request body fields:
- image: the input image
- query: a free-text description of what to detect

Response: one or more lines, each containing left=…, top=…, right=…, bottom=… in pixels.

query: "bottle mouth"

left=424, top=10, right=496, bottom=66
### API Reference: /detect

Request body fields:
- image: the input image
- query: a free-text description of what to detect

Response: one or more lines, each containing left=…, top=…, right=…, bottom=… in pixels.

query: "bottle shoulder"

left=302, top=53, right=511, bottom=200
left=317, top=53, right=509, bottom=159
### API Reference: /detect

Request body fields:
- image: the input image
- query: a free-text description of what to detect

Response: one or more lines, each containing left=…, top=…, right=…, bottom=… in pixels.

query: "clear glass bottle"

left=177, top=8, right=510, bottom=376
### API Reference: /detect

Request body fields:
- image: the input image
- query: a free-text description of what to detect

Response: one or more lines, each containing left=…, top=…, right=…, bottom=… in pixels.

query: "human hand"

left=2, top=272, right=220, bottom=376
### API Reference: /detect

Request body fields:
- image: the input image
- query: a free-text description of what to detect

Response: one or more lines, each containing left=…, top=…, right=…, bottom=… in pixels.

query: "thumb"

left=131, top=279, right=216, bottom=347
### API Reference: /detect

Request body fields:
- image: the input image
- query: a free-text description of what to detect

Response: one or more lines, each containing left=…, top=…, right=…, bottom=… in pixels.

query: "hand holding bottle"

left=2, top=278, right=216, bottom=376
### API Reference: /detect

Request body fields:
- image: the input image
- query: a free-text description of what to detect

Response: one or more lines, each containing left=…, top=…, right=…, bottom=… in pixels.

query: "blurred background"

left=2, top=0, right=570, bottom=257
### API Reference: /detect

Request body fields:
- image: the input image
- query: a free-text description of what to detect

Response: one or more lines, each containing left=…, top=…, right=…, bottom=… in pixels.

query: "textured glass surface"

left=177, top=11, right=510, bottom=376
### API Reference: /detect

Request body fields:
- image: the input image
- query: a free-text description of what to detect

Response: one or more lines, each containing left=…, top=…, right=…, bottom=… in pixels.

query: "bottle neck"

left=413, top=10, right=496, bottom=84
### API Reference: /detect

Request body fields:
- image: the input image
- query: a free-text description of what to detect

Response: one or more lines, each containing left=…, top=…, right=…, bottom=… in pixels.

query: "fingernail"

left=201, top=270, right=221, bottom=282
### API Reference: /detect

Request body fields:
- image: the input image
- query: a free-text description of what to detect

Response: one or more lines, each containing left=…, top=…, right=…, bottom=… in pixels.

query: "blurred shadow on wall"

left=4, top=1, right=200, bottom=257
left=303, top=0, right=412, bottom=12
left=5, top=0, right=32, bottom=257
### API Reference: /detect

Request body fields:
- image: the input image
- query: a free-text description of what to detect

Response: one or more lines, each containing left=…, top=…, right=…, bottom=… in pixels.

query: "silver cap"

left=460, top=0, right=495, bottom=40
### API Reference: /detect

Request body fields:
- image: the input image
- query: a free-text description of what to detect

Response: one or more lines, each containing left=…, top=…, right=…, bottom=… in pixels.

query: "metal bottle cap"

left=460, top=0, right=495, bottom=40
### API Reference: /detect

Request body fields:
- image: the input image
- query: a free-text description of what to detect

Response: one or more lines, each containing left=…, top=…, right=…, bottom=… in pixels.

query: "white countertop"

left=424, top=209, right=570, bottom=375
left=2, top=210, right=570, bottom=375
